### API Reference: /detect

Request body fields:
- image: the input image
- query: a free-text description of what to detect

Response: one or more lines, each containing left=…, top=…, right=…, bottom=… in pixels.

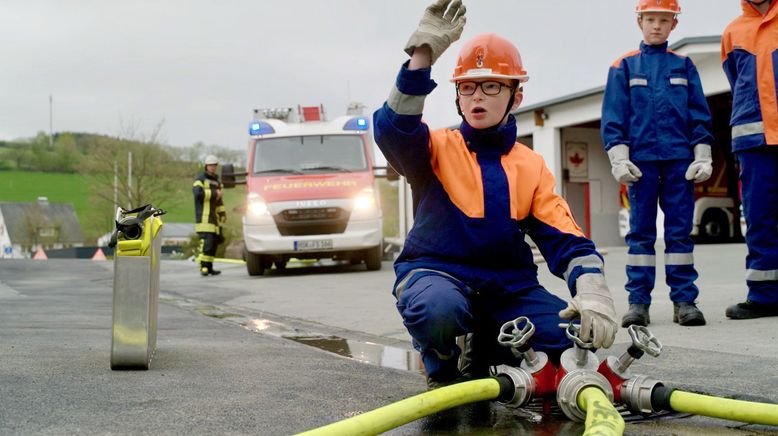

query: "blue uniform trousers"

left=626, top=159, right=699, bottom=305
left=395, top=271, right=570, bottom=380
left=738, top=148, right=778, bottom=304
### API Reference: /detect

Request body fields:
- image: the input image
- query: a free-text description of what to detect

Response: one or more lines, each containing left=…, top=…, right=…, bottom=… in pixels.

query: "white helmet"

left=204, top=155, right=219, bottom=165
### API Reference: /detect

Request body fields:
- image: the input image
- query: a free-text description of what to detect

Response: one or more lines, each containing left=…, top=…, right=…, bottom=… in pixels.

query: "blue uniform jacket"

left=601, top=41, right=714, bottom=161
left=374, top=62, right=603, bottom=297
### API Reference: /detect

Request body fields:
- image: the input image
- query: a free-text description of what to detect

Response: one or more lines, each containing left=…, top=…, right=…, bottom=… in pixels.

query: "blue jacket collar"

left=640, top=41, right=669, bottom=54
left=459, top=115, right=517, bottom=157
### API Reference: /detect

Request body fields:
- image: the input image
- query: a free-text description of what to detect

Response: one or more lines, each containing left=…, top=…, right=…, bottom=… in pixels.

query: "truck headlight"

left=247, top=192, right=269, bottom=216
left=353, top=187, right=377, bottom=211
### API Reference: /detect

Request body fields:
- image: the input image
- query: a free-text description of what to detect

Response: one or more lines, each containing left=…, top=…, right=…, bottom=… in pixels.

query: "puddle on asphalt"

left=241, top=317, right=424, bottom=374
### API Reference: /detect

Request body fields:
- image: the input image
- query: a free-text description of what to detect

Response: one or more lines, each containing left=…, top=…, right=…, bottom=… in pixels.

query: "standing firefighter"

left=722, top=0, right=778, bottom=319
left=193, top=155, right=226, bottom=276
left=374, top=0, right=617, bottom=389
left=601, top=0, right=714, bottom=327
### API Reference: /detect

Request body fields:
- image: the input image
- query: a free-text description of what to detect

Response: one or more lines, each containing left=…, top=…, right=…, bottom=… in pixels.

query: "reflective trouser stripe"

left=628, top=254, right=656, bottom=267
left=665, top=252, right=694, bottom=265
left=563, top=254, right=604, bottom=282
left=746, top=269, right=778, bottom=281
left=732, top=121, right=764, bottom=139
left=394, top=268, right=459, bottom=300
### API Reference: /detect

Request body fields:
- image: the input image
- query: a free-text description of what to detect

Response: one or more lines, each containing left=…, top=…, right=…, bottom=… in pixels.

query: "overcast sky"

left=1, top=1, right=742, bottom=151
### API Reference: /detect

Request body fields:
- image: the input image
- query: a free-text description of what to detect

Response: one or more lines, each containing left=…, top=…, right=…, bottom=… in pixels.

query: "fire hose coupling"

left=556, top=369, right=615, bottom=422
left=621, top=374, right=665, bottom=415
left=493, top=365, right=535, bottom=408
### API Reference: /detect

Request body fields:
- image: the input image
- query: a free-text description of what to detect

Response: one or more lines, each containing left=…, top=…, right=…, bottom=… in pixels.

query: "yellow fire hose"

left=577, top=386, right=625, bottom=436
left=298, top=377, right=628, bottom=435
left=296, top=378, right=501, bottom=436
left=668, top=390, right=778, bottom=427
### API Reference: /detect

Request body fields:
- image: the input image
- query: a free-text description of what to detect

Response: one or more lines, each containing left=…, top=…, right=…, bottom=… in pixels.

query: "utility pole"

left=48, top=94, right=53, bottom=148
left=127, top=151, right=132, bottom=209
left=114, top=160, right=118, bottom=213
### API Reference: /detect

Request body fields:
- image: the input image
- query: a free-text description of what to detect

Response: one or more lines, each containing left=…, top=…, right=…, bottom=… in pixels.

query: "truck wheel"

left=245, top=248, right=267, bottom=276
left=700, top=209, right=730, bottom=243
left=364, top=245, right=382, bottom=271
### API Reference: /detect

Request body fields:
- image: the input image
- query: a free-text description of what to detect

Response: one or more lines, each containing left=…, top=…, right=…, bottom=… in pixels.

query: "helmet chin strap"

left=455, top=87, right=517, bottom=131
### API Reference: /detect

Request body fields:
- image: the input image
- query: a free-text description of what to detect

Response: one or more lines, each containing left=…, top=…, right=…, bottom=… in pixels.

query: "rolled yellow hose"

left=670, top=390, right=778, bottom=426
left=296, top=378, right=501, bottom=436
left=577, top=386, right=625, bottom=436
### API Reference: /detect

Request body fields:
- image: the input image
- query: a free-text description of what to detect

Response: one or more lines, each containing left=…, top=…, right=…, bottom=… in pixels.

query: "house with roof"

left=0, top=197, right=85, bottom=259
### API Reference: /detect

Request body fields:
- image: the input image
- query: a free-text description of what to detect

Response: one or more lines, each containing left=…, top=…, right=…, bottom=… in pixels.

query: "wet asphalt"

left=1, top=242, right=777, bottom=435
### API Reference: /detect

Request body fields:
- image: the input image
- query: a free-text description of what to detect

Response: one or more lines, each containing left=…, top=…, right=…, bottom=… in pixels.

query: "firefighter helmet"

left=450, top=33, right=529, bottom=83
left=635, top=0, right=681, bottom=14
left=204, top=155, right=219, bottom=165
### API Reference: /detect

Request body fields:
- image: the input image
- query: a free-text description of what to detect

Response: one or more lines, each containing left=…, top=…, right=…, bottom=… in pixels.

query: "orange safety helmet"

left=450, top=33, right=529, bottom=84
left=635, top=0, right=681, bottom=14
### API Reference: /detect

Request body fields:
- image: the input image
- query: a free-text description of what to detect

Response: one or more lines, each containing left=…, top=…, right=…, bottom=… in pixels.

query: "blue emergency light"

left=343, top=117, right=369, bottom=131
left=249, top=120, right=275, bottom=135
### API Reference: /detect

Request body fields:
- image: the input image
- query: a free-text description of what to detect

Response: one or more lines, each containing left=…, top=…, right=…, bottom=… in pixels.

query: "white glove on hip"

left=404, top=0, right=466, bottom=65
left=559, top=274, right=618, bottom=349
left=685, top=144, right=713, bottom=183
left=607, top=144, right=642, bottom=185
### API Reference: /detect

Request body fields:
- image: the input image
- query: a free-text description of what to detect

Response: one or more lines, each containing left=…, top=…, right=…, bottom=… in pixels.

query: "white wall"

left=561, top=127, right=625, bottom=247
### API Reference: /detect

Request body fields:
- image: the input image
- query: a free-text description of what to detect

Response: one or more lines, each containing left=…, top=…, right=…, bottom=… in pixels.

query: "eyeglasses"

left=456, top=81, right=515, bottom=96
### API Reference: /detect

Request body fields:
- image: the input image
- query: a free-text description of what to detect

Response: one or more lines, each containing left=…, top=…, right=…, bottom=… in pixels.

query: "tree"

left=78, top=120, right=196, bottom=236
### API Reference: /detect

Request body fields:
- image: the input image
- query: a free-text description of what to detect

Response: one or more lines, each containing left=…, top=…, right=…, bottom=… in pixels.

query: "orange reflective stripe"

left=429, top=129, right=485, bottom=218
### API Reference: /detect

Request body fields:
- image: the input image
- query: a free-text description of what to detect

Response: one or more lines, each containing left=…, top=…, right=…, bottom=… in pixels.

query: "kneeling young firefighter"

left=193, top=154, right=226, bottom=276
left=373, top=0, right=618, bottom=388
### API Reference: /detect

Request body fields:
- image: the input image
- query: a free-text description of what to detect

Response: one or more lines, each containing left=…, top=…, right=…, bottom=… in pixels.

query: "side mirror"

left=374, top=165, right=400, bottom=181
left=221, top=164, right=247, bottom=188
left=386, top=164, right=400, bottom=182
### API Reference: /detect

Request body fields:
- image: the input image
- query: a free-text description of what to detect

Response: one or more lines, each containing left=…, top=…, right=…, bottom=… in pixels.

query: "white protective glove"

left=559, top=274, right=618, bottom=349
left=607, top=144, right=642, bottom=185
left=404, top=0, right=467, bottom=65
left=685, top=144, right=713, bottom=183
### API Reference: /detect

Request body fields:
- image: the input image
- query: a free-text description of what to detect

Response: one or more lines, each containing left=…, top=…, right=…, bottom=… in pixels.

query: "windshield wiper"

left=255, top=168, right=304, bottom=175
left=302, top=165, right=351, bottom=172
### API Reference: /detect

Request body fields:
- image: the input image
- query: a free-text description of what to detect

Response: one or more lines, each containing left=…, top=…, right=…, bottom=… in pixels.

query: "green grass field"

left=0, top=171, right=92, bottom=217
left=0, top=170, right=400, bottom=240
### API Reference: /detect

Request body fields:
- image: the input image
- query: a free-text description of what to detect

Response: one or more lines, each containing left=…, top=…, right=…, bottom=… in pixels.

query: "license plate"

left=294, top=239, right=333, bottom=251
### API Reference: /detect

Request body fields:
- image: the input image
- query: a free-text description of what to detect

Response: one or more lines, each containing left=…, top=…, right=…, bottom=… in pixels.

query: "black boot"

left=209, top=267, right=222, bottom=276
left=726, top=300, right=778, bottom=319
left=200, top=262, right=210, bottom=277
left=621, top=304, right=650, bottom=327
left=673, top=302, right=706, bottom=326
left=458, top=333, right=491, bottom=381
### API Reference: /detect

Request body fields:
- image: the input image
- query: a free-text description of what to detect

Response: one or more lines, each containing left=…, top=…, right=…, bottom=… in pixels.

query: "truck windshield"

left=252, top=135, right=367, bottom=175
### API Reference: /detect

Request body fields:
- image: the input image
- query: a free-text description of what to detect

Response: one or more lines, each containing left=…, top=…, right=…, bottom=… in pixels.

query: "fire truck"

left=223, top=104, right=384, bottom=275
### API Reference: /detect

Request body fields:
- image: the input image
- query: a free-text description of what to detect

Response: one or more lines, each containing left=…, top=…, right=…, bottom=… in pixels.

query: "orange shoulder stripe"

left=611, top=50, right=641, bottom=68
left=429, top=129, right=485, bottom=218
